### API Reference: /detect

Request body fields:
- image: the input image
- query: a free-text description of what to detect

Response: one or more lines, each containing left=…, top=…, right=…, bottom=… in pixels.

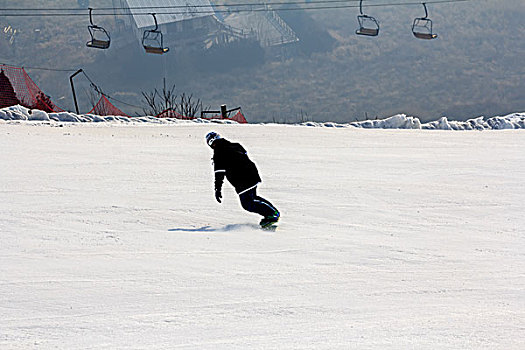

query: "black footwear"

left=260, top=211, right=280, bottom=228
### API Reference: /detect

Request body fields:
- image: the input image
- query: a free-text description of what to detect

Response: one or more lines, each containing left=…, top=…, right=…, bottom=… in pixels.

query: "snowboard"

left=260, top=223, right=278, bottom=231
left=260, top=218, right=279, bottom=231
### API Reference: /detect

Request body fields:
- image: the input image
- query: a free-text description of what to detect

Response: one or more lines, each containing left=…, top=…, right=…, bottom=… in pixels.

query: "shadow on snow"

left=169, top=223, right=261, bottom=233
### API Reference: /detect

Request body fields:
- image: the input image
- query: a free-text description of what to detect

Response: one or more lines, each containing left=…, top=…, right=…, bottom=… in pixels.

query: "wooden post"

left=221, top=104, right=227, bottom=119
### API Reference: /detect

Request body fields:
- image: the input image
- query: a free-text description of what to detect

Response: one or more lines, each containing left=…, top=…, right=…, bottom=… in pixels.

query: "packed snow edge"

left=1, top=105, right=524, bottom=130
left=302, top=113, right=525, bottom=130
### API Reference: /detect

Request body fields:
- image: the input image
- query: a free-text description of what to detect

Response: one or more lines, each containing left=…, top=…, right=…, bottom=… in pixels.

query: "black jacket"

left=212, top=139, right=262, bottom=194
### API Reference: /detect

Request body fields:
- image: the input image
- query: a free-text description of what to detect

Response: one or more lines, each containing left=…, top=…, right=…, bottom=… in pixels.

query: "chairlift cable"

left=98, top=93, right=144, bottom=109
left=0, top=62, right=78, bottom=72
left=0, top=0, right=478, bottom=12
left=3, top=0, right=363, bottom=11
left=0, top=0, right=475, bottom=17
left=81, top=70, right=144, bottom=109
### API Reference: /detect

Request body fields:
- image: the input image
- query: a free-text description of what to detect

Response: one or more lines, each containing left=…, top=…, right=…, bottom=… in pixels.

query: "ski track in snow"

left=1, top=122, right=524, bottom=349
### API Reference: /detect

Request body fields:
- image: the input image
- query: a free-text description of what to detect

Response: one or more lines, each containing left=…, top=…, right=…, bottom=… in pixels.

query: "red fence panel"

left=228, top=110, right=248, bottom=123
left=88, top=95, right=129, bottom=117
left=0, top=64, right=64, bottom=112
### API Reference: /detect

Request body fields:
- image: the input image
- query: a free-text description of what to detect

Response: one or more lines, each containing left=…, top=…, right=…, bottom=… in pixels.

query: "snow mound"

left=0, top=105, right=238, bottom=124
left=421, top=114, right=525, bottom=130
left=351, top=114, right=422, bottom=129
left=1, top=105, right=524, bottom=129
left=302, top=113, right=525, bottom=130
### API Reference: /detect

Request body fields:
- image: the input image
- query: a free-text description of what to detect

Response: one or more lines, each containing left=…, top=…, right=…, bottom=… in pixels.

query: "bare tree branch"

left=142, top=83, right=209, bottom=118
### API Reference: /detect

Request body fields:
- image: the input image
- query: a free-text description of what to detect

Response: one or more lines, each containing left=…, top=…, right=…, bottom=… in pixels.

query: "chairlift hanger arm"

left=422, top=2, right=429, bottom=19
left=151, top=13, right=159, bottom=31
left=88, top=7, right=95, bottom=26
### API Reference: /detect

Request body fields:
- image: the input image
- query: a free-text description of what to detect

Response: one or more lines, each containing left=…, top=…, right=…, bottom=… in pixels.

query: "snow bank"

left=420, top=114, right=525, bottom=130
left=352, top=114, right=422, bottom=129
left=1, top=105, right=524, bottom=129
left=303, top=113, right=525, bottom=130
left=0, top=105, right=238, bottom=124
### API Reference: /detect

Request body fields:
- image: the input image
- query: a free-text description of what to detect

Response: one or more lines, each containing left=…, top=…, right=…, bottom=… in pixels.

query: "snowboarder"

left=206, top=131, right=280, bottom=228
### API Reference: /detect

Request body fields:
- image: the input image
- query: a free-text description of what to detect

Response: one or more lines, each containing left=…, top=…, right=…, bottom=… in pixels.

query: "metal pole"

left=69, top=69, right=83, bottom=114
left=220, top=104, right=227, bottom=119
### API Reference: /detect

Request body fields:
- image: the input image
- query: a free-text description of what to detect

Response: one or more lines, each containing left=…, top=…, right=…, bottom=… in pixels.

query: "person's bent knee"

left=241, top=199, right=256, bottom=212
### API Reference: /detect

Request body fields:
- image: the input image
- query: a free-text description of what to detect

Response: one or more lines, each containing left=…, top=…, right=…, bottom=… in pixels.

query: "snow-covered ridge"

left=1, top=105, right=524, bottom=129
left=0, top=105, right=237, bottom=125
left=303, top=113, right=525, bottom=130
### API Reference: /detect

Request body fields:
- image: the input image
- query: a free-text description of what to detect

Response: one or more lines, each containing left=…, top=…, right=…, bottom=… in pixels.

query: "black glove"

left=215, top=188, right=222, bottom=203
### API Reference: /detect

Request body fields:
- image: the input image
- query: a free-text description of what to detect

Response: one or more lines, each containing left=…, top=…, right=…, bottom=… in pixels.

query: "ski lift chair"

left=356, top=0, right=379, bottom=37
left=142, top=14, right=169, bottom=54
left=412, top=3, right=438, bottom=40
left=86, top=8, right=110, bottom=49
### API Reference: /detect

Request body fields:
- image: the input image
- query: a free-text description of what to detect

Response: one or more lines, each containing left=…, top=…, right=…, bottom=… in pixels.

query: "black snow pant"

left=238, top=187, right=278, bottom=218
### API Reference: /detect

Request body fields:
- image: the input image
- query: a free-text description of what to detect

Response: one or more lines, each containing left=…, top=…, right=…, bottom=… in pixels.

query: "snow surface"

left=1, top=120, right=524, bottom=349
left=1, top=105, right=525, bottom=130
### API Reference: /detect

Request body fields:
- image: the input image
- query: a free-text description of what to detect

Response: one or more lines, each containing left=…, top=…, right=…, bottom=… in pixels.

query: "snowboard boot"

left=260, top=211, right=280, bottom=228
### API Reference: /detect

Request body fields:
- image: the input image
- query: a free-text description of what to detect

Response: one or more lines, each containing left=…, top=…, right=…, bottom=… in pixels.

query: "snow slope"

left=1, top=122, right=524, bottom=349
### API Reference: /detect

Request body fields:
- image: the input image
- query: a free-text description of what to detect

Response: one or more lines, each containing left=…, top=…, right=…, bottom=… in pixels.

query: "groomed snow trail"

left=1, top=124, right=524, bottom=349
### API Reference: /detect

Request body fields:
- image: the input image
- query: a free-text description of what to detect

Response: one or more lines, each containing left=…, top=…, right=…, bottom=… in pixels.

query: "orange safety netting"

left=89, top=95, right=130, bottom=117
left=2, top=64, right=247, bottom=122
left=1, top=63, right=128, bottom=117
left=155, top=108, right=248, bottom=123
left=0, top=64, right=64, bottom=112
left=227, top=110, right=248, bottom=123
